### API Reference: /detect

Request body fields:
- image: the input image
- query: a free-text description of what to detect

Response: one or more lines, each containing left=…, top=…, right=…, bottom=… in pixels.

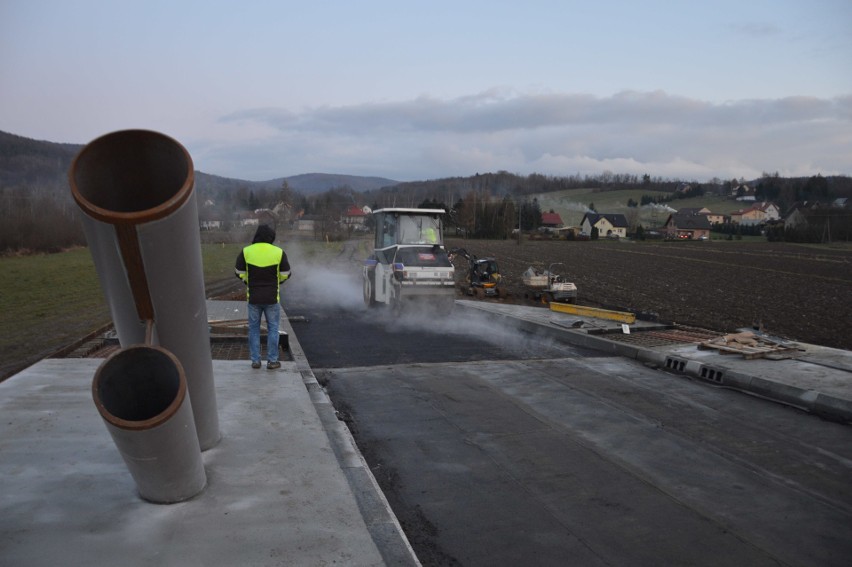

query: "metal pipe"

left=93, top=345, right=206, bottom=503
left=69, top=130, right=220, bottom=450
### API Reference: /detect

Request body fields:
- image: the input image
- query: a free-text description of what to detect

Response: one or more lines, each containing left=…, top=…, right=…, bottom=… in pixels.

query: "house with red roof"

left=342, top=205, right=369, bottom=230
left=540, top=211, right=564, bottom=228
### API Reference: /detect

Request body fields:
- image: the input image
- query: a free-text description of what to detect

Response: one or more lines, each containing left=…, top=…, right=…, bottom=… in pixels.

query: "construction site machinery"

left=522, top=262, right=578, bottom=304
left=363, top=208, right=456, bottom=313
left=448, top=248, right=504, bottom=298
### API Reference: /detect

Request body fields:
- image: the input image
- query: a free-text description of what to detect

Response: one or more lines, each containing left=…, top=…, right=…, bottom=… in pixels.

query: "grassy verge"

left=0, top=242, right=291, bottom=381
left=0, top=248, right=109, bottom=380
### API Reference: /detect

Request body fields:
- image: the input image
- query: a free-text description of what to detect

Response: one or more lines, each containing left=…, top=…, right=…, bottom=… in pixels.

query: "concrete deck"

left=456, top=299, right=852, bottom=423
left=0, top=301, right=417, bottom=567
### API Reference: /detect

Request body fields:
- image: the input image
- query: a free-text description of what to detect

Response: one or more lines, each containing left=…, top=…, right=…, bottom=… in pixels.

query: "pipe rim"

left=69, top=129, right=195, bottom=226
left=92, top=344, right=188, bottom=431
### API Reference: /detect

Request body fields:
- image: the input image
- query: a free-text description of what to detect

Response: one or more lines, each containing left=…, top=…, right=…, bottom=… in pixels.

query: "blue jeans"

left=248, top=303, right=281, bottom=364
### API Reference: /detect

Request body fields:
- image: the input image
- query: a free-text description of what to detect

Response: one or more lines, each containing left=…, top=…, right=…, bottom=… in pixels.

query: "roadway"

left=284, top=276, right=852, bottom=567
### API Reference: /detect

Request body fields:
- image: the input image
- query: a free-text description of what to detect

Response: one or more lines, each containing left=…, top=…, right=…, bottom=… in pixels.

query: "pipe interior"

left=97, top=348, right=181, bottom=422
left=72, top=131, right=189, bottom=213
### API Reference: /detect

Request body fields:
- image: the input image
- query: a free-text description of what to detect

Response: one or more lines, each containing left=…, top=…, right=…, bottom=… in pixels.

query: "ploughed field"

left=444, top=238, right=852, bottom=351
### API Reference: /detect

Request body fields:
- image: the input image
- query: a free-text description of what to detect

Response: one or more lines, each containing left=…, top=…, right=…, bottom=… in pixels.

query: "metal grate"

left=602, top=326, right=719, bottom=348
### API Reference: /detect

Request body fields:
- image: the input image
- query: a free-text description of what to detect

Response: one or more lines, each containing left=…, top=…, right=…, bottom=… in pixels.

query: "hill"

left=0, top=130, right=399, bottom=197
left=285, top=173, right=399, bottom=194
left=0, top=131, right=82, bottom=194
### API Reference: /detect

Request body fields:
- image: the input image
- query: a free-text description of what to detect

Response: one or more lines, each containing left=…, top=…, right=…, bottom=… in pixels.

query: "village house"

left=341, top=205, right=369, bottom=231
left=784, top=201, right=852, bottom=241
left=730, top=202, right=781, bottom=226
left=199, top=219, right=222, bottom=230
left=198, top=199, right=223, bottom=230
left=296, top=214, right=321, bottom=232
left=580, top=213, right=629, bottom=238
left=705, top=212, right=726, bottom=225
left=237, top=211, right=260, bottom=227
left=676, top=207, right=725, bottom=226
left=677, top=207, right=710, bottom=216
left=540, top=211, right=564, bottom=229
left=732, top=184, right=757, bottom=201
left=665, top=213, right=712, bottom=240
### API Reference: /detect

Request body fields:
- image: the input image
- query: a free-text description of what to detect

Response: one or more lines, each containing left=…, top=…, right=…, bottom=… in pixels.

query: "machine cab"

left=363, top=208, right=455, bottom=311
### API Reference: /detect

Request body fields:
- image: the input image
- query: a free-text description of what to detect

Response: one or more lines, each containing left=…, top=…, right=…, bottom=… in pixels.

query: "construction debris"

left=698, top=331, right=801, bottom=360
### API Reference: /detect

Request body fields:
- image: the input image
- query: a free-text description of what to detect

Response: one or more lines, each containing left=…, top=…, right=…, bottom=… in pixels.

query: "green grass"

left=0, top=242, right=290, bottom=380
left=201, top=242, right=245, bottom=283
left=0, top=248, right=109, bottom=378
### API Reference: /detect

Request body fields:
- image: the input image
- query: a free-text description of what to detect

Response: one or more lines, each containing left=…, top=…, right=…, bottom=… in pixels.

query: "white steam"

left=560, top=200, right=593, bottom=213
left=282, top=242, right=365, bottom=310
left=642, top=202, right=677, bottom=213
left=281, top=240, right=574, bottom=358
left=385, top=301, right=573, bottom=358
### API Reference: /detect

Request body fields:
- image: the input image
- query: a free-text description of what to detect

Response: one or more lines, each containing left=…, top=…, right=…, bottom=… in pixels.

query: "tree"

left=275, top=180, right=296, bottom=224
left=520, top=198, right=541, bottom=232
left=625, top=206, right=641, bottom=233
left=804, top=174, right=829, bottom=199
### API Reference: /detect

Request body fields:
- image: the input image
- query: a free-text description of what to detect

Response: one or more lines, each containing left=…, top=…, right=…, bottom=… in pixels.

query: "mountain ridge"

left=0, top=130, right=399, bottom=195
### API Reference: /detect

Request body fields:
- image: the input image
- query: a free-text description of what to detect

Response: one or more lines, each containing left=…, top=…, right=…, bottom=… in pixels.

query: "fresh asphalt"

left=288, top=288, right=852, bottom=566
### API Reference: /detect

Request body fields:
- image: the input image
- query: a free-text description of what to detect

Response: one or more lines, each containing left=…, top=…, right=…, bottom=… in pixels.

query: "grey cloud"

left=731, top=22, right=783, bottom=37
left=224, top=91, right=846, bottom=134
left=204, top=91, right=851, bottom=182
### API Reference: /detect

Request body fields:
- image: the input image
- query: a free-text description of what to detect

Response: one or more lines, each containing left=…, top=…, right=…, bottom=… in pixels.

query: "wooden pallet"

left=698, top=331, right=800, bottom=360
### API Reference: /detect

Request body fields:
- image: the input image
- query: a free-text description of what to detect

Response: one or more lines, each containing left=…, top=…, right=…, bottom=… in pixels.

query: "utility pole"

left=517, top=200, right=522, bottom=245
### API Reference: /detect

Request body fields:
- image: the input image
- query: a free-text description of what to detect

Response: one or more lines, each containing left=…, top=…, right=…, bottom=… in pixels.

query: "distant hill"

left=0, top=130, right=399, bottom=197
left=284, top=173, right=399, bottom=194
left=0, top=131, right=82, bottom=195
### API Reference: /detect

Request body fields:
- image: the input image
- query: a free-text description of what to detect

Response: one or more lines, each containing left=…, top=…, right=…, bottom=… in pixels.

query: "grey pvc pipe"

left=69, top=130, right=220, bottom=450
left=93, top=345, right=206, bottom=503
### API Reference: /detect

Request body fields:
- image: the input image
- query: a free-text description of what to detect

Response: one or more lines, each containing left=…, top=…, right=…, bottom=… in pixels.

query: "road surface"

left=284, top=256, right=852, bottom=567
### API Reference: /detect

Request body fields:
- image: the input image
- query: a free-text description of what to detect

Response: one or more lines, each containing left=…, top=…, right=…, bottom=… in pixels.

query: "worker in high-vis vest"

left=235, top=224, right=291, bottom=370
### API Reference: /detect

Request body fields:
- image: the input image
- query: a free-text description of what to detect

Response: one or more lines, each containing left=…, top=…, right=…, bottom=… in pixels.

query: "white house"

left=580, top=213, right=629, bottom=238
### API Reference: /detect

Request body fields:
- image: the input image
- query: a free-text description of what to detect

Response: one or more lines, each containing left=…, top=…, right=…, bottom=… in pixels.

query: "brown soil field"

left=444, top=238, right=852, bottom=350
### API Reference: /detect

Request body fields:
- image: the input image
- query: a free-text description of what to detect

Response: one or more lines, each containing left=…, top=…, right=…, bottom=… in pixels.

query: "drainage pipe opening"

left=70, top=130, right=194, bottom=224
left=93, top=345, right=185, bottom=429
left=92, top=345, right=207, bottom=503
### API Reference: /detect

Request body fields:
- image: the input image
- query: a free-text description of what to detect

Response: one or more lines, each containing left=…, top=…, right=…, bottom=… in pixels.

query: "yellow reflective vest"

left=235, top=242, right=290, bottom=304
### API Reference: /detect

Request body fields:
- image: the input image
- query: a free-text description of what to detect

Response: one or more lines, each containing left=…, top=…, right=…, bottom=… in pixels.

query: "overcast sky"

left=2, top=0, right=850, bottom=182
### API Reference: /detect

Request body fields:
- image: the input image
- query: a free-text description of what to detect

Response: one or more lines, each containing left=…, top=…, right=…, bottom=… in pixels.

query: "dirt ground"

left=444, top=238, right=852, bottom=351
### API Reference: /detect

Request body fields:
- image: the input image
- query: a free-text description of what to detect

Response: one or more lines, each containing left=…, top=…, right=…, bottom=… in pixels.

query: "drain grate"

left=665, top=356, right=687, bottom=372
left=699, top=366, right=725, bottom=383
left=606, top=326, right=719, bottom=348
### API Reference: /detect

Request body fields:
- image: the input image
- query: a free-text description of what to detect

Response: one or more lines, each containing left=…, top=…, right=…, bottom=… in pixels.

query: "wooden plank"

left=549, top=302, right=636, bottom=324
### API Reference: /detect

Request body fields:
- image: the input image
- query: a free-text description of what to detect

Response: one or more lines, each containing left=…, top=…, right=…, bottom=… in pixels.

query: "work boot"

left=251, top=361, right=261, bottom=369
left=267, top=361, right=281, bottom=370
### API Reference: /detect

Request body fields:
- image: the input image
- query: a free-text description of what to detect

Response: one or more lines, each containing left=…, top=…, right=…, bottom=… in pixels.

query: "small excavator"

left=448, top=248, right=504, bottom=298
